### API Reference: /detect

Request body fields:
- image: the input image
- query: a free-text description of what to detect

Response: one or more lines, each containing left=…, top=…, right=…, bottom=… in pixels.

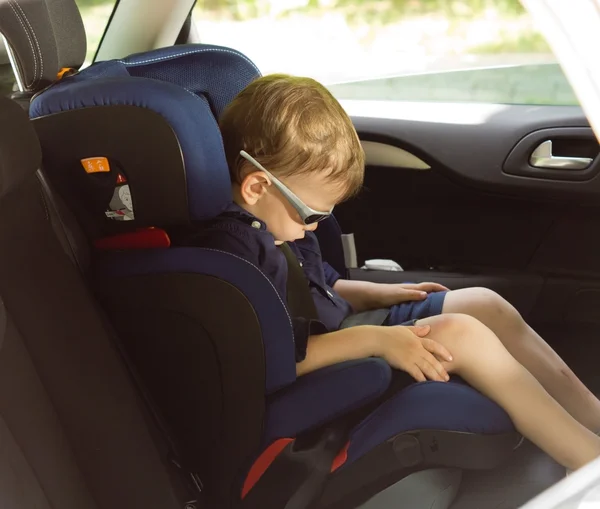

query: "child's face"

left=236, top=170, right=339, bottom=243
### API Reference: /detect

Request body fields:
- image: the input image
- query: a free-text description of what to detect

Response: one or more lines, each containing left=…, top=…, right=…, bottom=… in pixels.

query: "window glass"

left=0, top=44, right=16, bottom=96
left=74, top=0, right=116, bottom=65
left=192, top=0, right=578, bottom=106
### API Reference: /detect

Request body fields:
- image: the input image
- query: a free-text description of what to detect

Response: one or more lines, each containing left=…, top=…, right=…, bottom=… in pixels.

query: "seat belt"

left=278, top=242, right=319, bottom=320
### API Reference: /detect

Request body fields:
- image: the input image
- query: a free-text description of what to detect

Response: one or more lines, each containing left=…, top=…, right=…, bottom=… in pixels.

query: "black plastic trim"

left=503, top=127, right=600, bottom=181
left=350, top=104, right=600, bottom=202
left=240, top=428, right=347, bottom=509
left=317, top=430, right=521, bottom=509
left=32, top=106, right=190, bottom=238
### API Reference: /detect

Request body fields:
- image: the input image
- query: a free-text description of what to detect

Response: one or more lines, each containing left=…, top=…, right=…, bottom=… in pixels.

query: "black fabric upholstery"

left=37, top=169, right=91, bottom=271
left=0, top=96, right=40, bottom=198
left=0, top=97, right=186, bottom=507
left=0, top=0, right=86, bottom=91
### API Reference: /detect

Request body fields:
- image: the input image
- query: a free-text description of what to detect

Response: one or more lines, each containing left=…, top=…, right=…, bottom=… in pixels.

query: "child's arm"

left=297, top=324, right=452, bottom=382
left=333, top=279, right=449, bottom=312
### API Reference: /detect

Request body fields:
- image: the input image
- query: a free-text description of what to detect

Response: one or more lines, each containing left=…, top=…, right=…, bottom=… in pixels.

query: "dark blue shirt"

left=180, top=203, right=354, bottom=361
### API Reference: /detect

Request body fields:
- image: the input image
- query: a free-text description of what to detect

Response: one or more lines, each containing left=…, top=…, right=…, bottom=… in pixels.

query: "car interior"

left=0, top=0, right=598, bottom=508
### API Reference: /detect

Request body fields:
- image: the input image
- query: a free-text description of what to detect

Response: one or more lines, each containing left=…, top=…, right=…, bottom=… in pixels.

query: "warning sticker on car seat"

left=81, top=157, right=110, bottom=174
left=105, top=176, right=134, bottom=221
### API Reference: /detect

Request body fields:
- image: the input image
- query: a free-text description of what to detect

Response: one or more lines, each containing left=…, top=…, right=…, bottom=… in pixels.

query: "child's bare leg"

left=442, top=288, right=600, bottom=433
left=417, top=313, right=600, bottom=471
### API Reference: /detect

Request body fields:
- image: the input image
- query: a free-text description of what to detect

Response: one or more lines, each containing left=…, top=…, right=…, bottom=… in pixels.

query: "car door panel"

left=349, top=103, right=599, bottom=199
left=336, top=103, right=600, bottom=322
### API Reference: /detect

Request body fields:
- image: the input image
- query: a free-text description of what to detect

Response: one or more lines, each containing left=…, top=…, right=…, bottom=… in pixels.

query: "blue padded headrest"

left=121, top=44, right=261, bottom=120
left=30, top=44, right=262, bottom=223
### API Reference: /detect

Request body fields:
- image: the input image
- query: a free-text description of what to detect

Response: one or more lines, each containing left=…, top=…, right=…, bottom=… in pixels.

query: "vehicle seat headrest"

left=120, top=44, right=261, bottom=120
left=0, top=0, right=86, bottom=92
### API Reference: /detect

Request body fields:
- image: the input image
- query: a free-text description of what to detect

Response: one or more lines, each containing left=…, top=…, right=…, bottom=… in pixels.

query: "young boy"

left=183, top=74, right=600, bottom=471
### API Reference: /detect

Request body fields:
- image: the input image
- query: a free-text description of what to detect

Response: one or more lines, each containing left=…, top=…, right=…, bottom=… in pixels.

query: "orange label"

left=56, top=67, right=75, bottom=80
left=81, top=157, right=110, bottom=174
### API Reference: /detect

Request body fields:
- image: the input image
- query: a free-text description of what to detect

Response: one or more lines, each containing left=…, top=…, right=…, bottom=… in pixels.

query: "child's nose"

left=305, top=222, right=318, bottom=232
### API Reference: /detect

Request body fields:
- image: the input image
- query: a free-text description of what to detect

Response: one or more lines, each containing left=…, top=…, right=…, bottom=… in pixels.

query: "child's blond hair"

left=219, top=74, right=364, bottom=202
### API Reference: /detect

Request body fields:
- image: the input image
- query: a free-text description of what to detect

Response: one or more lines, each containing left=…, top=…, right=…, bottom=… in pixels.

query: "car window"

left=74, top=0, right=116, bottom=65
left=191, top=0, right=578, bottom=106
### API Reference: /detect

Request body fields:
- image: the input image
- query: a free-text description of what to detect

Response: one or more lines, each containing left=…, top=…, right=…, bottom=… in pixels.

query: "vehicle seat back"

left=0, top=94, right=190, bottom=508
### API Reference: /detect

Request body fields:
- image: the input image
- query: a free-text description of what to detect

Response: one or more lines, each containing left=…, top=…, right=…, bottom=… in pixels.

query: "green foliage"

left=76, top=0, right=528, bottom=19
left=333, top=0, right=525, bottom=18
left=471, top=30, right=550, bottom=54
left=193, top=0, right=527, bottom=21
left=190, top=0, right=540, bottom=52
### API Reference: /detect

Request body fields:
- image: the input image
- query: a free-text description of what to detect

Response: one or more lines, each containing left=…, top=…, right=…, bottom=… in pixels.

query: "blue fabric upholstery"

left=314, top=215, right=347, bottom=278
left=95, top=247, right=297, bottom=393
left=264, top=358, right=392, bottom=444
left=121, top=45, right=261, bottom=119
left=29, top=43, right=261, bottom=222
left=344, top=380, right=515, bottom=466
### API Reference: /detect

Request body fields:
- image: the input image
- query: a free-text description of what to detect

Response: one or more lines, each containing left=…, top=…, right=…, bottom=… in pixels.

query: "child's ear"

left=239, top=171, right=270, bottom=206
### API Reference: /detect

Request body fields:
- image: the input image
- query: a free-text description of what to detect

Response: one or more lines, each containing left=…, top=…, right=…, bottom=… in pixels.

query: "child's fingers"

left=405, top=282, right=450, bottom=293
left=416, top=358, right=445, bottom=382
left=418, top=282, right=450, bottom=292
left=419, top=353, right=449, bottom=381
left=407, top=366, right=426, bottom=383
left=396, top=289, right=427, bottom=301
left=407, top=325, right=431, bottom=337
left=421, top=337, right=453, bottom=363
left=416, top=360, right=440, bottom=381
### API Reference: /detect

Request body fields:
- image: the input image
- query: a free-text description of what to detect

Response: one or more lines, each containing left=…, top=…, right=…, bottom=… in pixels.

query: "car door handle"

left=530, top=140, right=593, bottom=170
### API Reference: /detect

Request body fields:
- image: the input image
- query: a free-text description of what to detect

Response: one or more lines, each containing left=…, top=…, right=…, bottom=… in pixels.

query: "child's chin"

left=278, top=232, right=305, bottom=243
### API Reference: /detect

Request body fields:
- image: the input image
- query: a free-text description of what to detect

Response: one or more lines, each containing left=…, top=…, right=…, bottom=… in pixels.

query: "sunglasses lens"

left=304, top=214, right=330, bottom=225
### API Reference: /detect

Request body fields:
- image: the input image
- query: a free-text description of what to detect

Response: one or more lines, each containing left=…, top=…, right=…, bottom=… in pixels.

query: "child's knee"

left=417, top=313, right=498, bottom=366
left=453, top=287, right=520, bottom=323
left=420, top=312, right=487, bottom=339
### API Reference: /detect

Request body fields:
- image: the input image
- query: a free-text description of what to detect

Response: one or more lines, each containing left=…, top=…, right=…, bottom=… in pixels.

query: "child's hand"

left=398, top=282, right=449, bottom=299
left=393, top=282, right=450, bottom=303
left=332, top=280, right=450, bottom=312
left=378, top=325, right=453, bottom=382
left=374, top=282, right=450, bottom=307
